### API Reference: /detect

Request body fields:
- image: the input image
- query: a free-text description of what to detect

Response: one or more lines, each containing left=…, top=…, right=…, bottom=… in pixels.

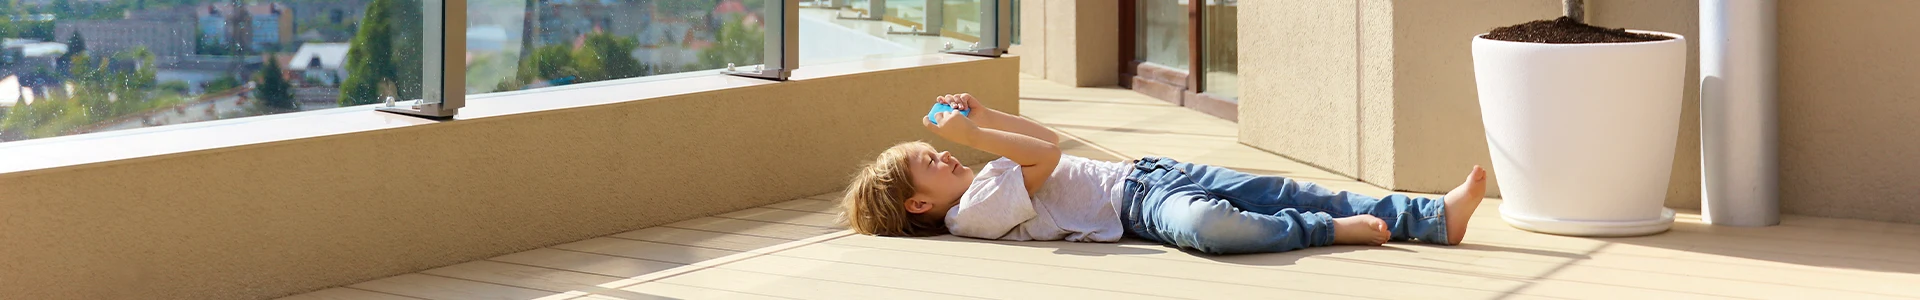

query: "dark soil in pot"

left=1484, top=17, right=1673, bottom=43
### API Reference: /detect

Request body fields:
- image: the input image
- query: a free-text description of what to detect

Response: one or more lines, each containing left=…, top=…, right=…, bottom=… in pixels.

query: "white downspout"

left=1700, top=0, right=1779, bottom=226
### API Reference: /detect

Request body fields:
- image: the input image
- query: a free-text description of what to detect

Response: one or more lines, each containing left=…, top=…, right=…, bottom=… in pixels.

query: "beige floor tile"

left=762, top=198, right=838, bottom=214
left=276, top=288, right=421, bottom=300
left=651, top=267, right=974, bottom=300
left=488, top=248, right=684, bottom=278
left=288, top=79, right=1920, bottom=300
left=348, top=274, right=557, bottom=300
left=663, top=217, right=842, bottom=240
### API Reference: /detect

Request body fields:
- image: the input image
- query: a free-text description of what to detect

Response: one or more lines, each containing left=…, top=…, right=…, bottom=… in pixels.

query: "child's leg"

left=1127, top=160, right=1392, bottom=254
left=1134, top=187, right=1348, bottom=254
left=1172, top=161, right=1458, bottom=244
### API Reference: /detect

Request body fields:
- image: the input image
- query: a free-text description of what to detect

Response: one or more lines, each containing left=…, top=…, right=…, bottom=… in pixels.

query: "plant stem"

left=1564, top=0, right=1585, bottom=23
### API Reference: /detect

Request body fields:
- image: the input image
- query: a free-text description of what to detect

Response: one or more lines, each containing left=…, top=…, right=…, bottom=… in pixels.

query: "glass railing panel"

left=466, top=0, right=768, bottom=96
left=1137, top=0, right=1189, bottom=70
left=799, top=0, right=992, bottom=65
left=0, top=0, right=422, bottom=142
left=1201, top=0, right=1237, bottom=99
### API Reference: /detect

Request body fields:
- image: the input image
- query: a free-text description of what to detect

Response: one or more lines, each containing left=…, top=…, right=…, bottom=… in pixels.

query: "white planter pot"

left=1471, top=31, right=1686, bottom=237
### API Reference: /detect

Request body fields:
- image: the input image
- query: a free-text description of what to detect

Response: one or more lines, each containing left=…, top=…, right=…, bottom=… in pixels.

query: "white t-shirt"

left=944, top=155, right=1134, bottom=242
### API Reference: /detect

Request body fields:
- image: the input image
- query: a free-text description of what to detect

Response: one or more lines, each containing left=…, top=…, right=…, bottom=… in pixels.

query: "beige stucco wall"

left=1010, top=0, right=1047, bottom=76
left=1241, top=0, right=1920, bottom=223
left=0, top=58, right=1019, bottom=299
left=1012, top=0, right=1118, bottom=87
left=1775, top=0, right=1920, bottom=222
left=1238, top=0, right=1363, bottom=180
left=1385, top=1, right=1559, bottom=198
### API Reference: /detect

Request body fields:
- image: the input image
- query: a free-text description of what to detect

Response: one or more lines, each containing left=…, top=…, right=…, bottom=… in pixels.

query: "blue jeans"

left=1119, top=157, right=1450, bottom=254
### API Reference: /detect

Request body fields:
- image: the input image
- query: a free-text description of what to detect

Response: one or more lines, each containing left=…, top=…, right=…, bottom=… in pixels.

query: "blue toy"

left=927, top=102, right=971, bottom=124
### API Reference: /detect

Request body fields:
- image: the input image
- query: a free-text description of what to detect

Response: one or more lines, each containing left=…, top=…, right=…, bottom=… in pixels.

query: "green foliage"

left=571, top=32, right=643, bottom=82
left=65, top=52, right=94, bottom=83
left=492, top=32, right=647, bottom=92
left=524, top=44, right=574, bottom=80
left=15, top=21, right=53, bottom=40
left=112, top=46, right=156, bottom=89
left=159, top=80, right=191, bottom=95
left=387, top=0, right=422, bottom=100
left=1, top=46, right=174, bottom=139
left=65, top=28, right=86, bottom=54
left=698, top=15, right=765, bottom=71
left=338, top=0, right=422, bottom=106
left=206, top=75, right=241, bottom=92
left=45, top=0, right=128, bottom=21
left=255, top=54, right=294, bottom=110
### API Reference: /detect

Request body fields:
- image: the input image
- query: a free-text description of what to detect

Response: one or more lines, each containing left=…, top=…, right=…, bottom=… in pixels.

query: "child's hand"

left=937, top=93, right=988, bottom=112
left=922, top=110, right=979, bottom=145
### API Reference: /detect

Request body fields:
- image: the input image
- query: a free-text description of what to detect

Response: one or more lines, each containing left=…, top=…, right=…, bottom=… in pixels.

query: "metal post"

left=946, top=0, right=1010, bottom=57
left=724, top=0, right=797, bottom=81
left=1700, top=0, right=1779, bottom=226
left=807, top=0, right=848, bottom=9
left=924, top=0, right=943, bottom=34
left=838, top=0, right=884, bottom=20
left=379, top=0, right=465, bottom=119
left=887, top=0, right=943, bottom=36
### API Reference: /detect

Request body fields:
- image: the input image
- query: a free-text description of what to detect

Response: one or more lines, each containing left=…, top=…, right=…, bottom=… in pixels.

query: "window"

left=1201, top=0, right=1237, bottom=99
left=1136, top=0, right=1189, bottom=70
left=0, top=0, right=420, bottom=142
left=466, top=0, right=774, bottom=96
left=0, top=0, right=1008, bottom=145
left=1010, top=0, right=1020, bottom=45
left=800, top=0, right=1003, bottom=65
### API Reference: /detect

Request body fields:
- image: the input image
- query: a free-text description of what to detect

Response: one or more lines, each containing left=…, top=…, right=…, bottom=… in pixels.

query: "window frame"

left=377, top=0, right=465, bottom=119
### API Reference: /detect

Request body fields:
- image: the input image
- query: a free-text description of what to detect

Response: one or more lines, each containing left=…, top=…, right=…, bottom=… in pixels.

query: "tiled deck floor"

left=284, top=76, right=1920, bottom=300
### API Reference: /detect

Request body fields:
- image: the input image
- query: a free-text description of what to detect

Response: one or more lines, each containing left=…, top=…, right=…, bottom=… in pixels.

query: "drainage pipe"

left=1700, top=0, right=1780, bottom=226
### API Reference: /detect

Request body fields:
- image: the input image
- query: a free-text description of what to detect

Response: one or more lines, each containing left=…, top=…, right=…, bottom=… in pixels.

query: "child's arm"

left=939, top=93, right=1060, bottom=145
left=925, top=111, right=1061, bottom=195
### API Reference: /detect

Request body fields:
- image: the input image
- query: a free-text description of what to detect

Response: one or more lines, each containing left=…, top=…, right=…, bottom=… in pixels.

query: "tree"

left=516, top=0, right=536, bottom=61
left=115, top=46, right=157, bottom=89
left=65, top=52, right=93, bottom=83
left=388, top=0, right=423, bottom=101
left=338, top=0, right=422, bottom=106
left=572, top=32, right=642, bottom=82
left=67, top=31, right=85, bottom=54
left=58, top=30, right=85, bottom=77
left=698, top=15, right=764, bottom=71
left=338, top=0, right=392, bottom=106
left=255, top=54, right=295, bottom=111
left=523, top=44, right=573, bottom=80
left=16, top=21, right=53, bottom=40
left=0, top=19, right=14, bottom=39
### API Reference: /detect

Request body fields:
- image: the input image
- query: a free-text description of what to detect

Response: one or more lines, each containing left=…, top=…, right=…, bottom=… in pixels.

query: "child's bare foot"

left=1443, top=166, right=1489, bottom=245
left=1332, top=215, right=1390, bottom=246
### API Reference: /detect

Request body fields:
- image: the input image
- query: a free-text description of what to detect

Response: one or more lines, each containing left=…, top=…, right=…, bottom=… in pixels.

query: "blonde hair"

left=839, top=141, right=948, bottom=237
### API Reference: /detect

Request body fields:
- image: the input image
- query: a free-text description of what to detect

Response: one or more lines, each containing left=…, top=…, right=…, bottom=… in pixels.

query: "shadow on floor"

left=1589, top=221, right=1920, bottom=275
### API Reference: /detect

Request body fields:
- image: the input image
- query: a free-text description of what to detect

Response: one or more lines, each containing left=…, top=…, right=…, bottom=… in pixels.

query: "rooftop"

left=282, top=76, right=1920, bottom=300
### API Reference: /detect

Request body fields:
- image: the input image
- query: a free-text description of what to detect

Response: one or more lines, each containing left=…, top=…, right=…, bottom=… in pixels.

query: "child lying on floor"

left=838, top=93, right=1488, bottom=254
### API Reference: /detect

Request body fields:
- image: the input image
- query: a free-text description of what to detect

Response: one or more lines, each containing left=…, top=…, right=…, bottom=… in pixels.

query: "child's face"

left=905, top=146, right=975, bottom=216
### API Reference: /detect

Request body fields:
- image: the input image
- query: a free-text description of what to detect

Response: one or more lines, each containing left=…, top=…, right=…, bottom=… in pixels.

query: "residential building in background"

left=54, top=20, right=197, bottom=58
left=287, top=42, right=347, bottom=87
left=197, top=3, right=295, bottom=52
